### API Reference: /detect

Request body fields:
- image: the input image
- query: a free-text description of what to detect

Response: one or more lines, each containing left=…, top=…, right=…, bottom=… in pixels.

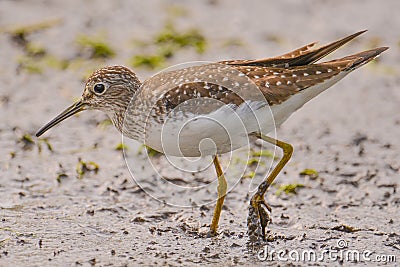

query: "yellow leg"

left=248, top=133, right=293, bottom=241
left=209, top=155, right=228, bottom=236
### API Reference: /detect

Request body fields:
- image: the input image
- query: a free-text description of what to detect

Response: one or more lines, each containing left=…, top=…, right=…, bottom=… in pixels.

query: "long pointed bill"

left=36, top=100, right=86, bottom=137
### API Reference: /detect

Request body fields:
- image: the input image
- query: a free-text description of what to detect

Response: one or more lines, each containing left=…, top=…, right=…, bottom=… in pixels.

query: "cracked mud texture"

left=0, top=0, right=399, bottom=266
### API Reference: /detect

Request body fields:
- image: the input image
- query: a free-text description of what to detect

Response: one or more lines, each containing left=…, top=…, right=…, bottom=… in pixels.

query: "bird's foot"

left=247, top=194, right=272, bottom=243
left=206, top=229, right=218, bottom=238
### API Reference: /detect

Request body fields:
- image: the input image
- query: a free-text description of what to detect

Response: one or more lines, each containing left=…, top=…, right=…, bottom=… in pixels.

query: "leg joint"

left=283, top=143, right=293, bottom=156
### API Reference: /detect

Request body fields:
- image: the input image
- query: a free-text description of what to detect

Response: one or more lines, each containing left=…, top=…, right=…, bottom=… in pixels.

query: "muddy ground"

left=0, top=0, right=399, bottom=266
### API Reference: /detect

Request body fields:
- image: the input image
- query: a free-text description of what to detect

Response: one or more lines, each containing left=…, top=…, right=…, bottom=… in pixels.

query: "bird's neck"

left=107, top=91, right=137, bottom=134
left=110, top=110, right=125, bottom=133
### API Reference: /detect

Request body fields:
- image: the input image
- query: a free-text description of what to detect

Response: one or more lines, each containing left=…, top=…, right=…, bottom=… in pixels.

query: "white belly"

left=144, top=102, right=272, bottom=157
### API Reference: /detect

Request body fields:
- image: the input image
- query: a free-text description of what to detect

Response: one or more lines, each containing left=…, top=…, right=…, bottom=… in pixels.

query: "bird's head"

left=36, top=65, right=141, bottom=137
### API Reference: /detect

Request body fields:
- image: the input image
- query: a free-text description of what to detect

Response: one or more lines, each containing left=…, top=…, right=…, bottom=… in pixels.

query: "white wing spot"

left=287, top=81, right=292, bottom=85
left=254, top=75, right=260, bottom=79
left=276, top=81, right=282, bottom=86
left=281, top=75, right=286, bottom=78
left=303, top=73, right=309, bottom=76
left=265, top=81, right=270, bottom=88
left=292, top=74, right=297, bottom=77
left=327, top=69, right=332, bottom=73
left=316, top=71, right=322, bottom=75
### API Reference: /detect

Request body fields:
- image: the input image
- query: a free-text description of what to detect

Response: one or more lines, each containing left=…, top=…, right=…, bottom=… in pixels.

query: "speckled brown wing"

left=220, top=30, right=367, bottom=68
left=219, top=42, right=317, bottom=67
left=156, top=61, right=345, bottom=111
left=155, top=81, right=245, bottom=116
left=155, top=47, right=387, bottom=114
left=231, top=47, right=388, bottom=105
left=231, top=63, right=345, bottom=105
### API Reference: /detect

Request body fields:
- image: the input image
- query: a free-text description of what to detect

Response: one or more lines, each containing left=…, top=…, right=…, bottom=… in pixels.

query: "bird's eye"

left=93, top=83, right=106, bottom=95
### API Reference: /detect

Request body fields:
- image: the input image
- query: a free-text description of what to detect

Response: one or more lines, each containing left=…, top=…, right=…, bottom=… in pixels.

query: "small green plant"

left=17, top=54, right=69, bottom=74
left=19, top=133, right=53, bottom=153
left=137, top=145, right=162, bottom=157
left=77, top=34, right=115, bottom=59
left=3, top=20, right=70, bottom=74
left=19, top=134, right=35, bottom=150
left=242, top=171, right=256, bottom=179
left=299, top=168, right=319, bottom=179
left=130, top=22, right=207, bottom=69
left=76, top=159, right=99, bottom=179
left=155, top=23, right=206, bottom=54
left=56, top=173, right=68, bottom=184
left=21, top=134, right=34, bottom=144
left=17, top=56, right=43, bottom=74
left=130, top=54, right=166, bottom=69
left=37, top=138, right=53, bottom=153
left=251, top=149, right=278, bottom=160
left=276, top=183, right=304, bottom=196
left=1, top=18, right=61, bottom=46
left=25, top=42, right=46, bottom=57
left=115, top=143, right=129, bottom=151
left=146, top=145, right=162, bottom=157
left=44, top=56, right=69, bottom=70
left=97, top=118, right=113, bottom=129
left=247, top=158, right=265, bottom=166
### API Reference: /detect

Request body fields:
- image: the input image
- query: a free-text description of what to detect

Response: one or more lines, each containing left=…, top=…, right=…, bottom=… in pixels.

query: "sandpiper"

left=36, top=31, right=387, bottom=240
